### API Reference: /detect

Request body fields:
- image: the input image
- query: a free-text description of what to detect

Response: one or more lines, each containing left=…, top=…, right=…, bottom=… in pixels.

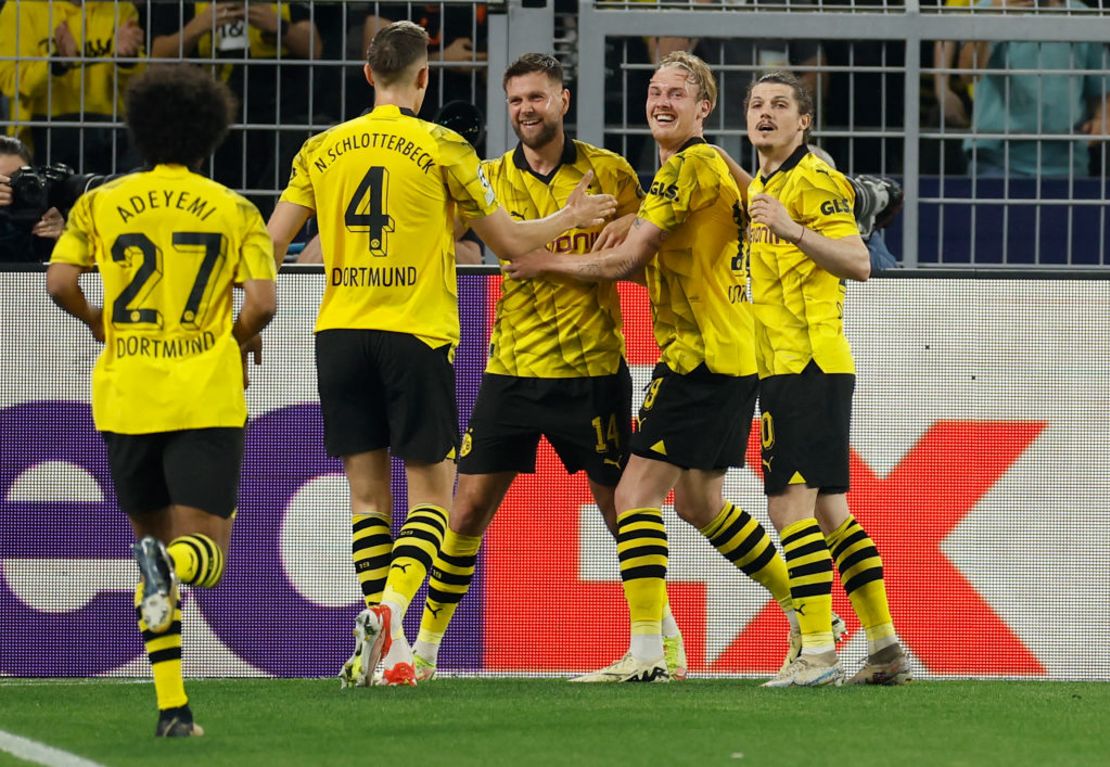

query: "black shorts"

left=458, top=363, right=632, bottom=486
left=103, top=427, right=244, bottom=519
left=631, top=363, right=759, bottom=471
left=315, top=329, right=458, bottom=463
left=759, top=360, right=854, bottom=496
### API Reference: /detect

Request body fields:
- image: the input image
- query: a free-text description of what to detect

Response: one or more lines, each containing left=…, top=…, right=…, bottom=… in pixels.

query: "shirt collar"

left=758, top=144, right=809, bottom=185
left=512, top=137, right=577, bottom=183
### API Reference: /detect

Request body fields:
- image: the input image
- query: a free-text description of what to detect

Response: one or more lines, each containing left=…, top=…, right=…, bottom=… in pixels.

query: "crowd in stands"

left=0, top=0, right=1107, bottom=261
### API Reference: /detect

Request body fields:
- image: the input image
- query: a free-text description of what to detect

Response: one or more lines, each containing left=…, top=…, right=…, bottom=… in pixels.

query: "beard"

left=513, top=117, right=559, bottom=150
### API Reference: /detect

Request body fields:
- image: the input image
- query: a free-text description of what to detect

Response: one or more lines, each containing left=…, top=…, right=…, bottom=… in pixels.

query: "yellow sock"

left=167, top=534, right=225, bottom=588
left=617, top=507, right=667, bottom=655
left=135, top=582, right=186, bottom=710
left=417, top=529, right=481, bottom=654
left=826, top=514, right=896, bottom=650
left=352, top=512, right=392, bottom=607
left=780, top=518, right=833, bottom=653
left=700, top=501, right=792, bottom=615
left=381, top=505, right=448, bottom=629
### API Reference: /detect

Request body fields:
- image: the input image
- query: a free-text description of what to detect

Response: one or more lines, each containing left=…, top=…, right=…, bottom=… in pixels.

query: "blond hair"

left=657, top=51, right=717, bottom=114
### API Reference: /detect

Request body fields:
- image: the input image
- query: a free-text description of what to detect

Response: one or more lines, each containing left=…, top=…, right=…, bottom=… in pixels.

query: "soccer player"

left=407, top=51, right=691, bottom=681
left=266, top=22, right=616, bottom=687
left=743, top=71, right=911, bottom=687
left=507, top=52, right=800, bottom=683
left=45, top=65, right=278, bottom=735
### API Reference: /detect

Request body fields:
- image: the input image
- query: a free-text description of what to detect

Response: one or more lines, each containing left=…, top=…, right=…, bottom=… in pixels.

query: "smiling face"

left=646, top=66, right=710, bottom=150
left=506, top=71, right=568, bottom=150
left=746, top=81, right=811, bottom=155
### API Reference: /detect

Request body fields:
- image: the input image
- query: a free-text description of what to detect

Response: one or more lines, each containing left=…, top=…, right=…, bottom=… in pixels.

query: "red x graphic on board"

left=710, top=419, right=1048, bottom=675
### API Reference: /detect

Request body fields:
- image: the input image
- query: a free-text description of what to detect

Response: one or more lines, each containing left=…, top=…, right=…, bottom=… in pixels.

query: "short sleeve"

left=797, top=168, right=860, bottom=240
left=278, top=140, right=317, bottom=211
left=637, top=152, right=717, bottom=234
left=233, top=197, right=277, bottom=282
left=49, top=194, right=96, bottom=268
left=438, top=129, right=498, bottom=221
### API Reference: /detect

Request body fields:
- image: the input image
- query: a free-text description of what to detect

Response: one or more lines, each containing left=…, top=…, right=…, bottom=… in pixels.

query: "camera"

left=3, top=163, right=117, bottom=225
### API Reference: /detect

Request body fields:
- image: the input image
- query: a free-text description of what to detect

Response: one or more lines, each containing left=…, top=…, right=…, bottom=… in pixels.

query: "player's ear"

left=560, top=88, right=570, bottom=115
left=415, top=64, right=430, bottom=91
left=364, top=63, right=375, bottom=87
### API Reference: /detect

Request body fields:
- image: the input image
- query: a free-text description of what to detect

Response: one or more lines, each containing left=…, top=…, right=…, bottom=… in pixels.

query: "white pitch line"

left=0, top=729, right=109, bottom=767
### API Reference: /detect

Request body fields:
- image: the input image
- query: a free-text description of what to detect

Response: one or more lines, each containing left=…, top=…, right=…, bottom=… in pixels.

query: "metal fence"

left=2, top=0, right=1109, bottom=264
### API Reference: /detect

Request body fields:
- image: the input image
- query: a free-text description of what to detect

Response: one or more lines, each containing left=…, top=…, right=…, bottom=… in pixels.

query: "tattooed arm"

left=504, top=217, right=665, bottom=283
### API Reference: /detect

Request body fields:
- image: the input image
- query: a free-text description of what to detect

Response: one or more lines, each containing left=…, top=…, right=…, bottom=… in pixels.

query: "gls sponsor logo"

left=649, top=181, right=679, bottom=201
left=820, top=197, right=852, bottom=216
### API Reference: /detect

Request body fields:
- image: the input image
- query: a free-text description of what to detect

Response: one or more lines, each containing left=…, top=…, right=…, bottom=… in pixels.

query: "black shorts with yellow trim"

left=458, top=362, right=632, bottom=487
left=759, top=360, right=854, bottom=496
left=315, top=329, right=459, bottom=463
left=630, top=362, right=759, bottom=471
left=103, top=427, right=244, bottom=519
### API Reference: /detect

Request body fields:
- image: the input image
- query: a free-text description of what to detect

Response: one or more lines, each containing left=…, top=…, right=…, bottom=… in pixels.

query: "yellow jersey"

left=281, top=104, right=498, bottom=348
left=747, top=145, right=860, bottom=377
left=0, top=1, right=143, bottom=150
left=637, top=138, right=755, bottom=377
left=485, top=139, right=642, bottom=377
left=50, top=165, right=276, bottom=434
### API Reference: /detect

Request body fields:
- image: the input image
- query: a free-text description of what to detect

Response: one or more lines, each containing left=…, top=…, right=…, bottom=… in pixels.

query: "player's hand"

left=592, top=213, right=636, bottom=252
left=749, top=193, right=803, bottom=244
left=502, top=249, right=547, bottom=281
left=240, top=333, right=263, bottom=389
left=115, top=19, right=145, bottom=57
left=87, top=306, right=105, bottom=344
left=566, top=171, right=617, bottom=229
left=32, top=207, right=65, bottom=240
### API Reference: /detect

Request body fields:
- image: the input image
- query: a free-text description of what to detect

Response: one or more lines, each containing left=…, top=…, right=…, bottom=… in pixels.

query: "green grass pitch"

left=1, top=678, right=1107, bottom=766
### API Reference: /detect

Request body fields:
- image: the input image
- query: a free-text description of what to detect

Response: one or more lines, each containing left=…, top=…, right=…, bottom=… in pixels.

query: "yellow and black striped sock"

left=700, top=502, right=792, bottom=615
left=135, top=582, right=186, bottom=710
left=381, top=504, right=448, bottom=630
left=827, top=514, right=896, bottom=651
left=417, top=529, right=481, bottom=652
left=167, top=534, right=225, bottom=588
left=780, top=518, right=834, bottom=653
left=352, top=512, right=393, bottom=607
left=617, top=507, right=668, bottom=656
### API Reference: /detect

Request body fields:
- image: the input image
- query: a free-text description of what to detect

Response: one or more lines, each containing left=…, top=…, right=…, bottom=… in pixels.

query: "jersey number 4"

left=345, top=166, right=395, bottom=257
left=111, top=231, right=226, bottom=330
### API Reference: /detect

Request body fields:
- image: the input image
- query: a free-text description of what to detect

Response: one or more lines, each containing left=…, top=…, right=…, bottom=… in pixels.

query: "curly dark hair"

left=125, top=65, right=236, bottom=167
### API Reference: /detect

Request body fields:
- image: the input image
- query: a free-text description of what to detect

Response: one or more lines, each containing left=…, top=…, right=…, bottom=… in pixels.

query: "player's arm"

left=749, top=193, right=870, bottom=282
left=711, top=145, right=753, bottom=204
left=267, top=201, right=314, bottom=267
left=505, top=216, right=664, bottom=283
left=233, top=279, right=276, bottom=346
left=469, top=172, right=617, bottom=260
left=45, top=263, right=104, bottom=342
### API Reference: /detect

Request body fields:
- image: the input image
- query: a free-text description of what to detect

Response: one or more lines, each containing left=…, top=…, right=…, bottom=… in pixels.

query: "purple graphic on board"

left=0, top=275, right=489, bottom=677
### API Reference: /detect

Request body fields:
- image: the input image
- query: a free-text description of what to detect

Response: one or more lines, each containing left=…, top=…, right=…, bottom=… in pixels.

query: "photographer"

left=0, top=137, right=64, bottom=263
